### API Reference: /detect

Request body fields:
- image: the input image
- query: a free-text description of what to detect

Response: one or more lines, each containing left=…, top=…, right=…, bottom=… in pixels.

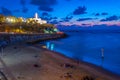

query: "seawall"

left=0, top=33, right=67, bottom=47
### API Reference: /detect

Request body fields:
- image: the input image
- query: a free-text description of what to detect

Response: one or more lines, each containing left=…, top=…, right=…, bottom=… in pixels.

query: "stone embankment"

left=0, top=33, right=67, bottom=47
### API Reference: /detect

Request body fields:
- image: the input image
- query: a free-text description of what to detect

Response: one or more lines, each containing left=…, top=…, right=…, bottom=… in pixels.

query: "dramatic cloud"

left=73, top=6, right=87, bottom=15
left=100, top=15, right=119, bottom=21
left=0, top=7, right=12, bottom=16
left=101, top=12, right=108, bottom=15
left=31, top=0, right=57, bottom=12
left=77, top=18, right=93, bottom=21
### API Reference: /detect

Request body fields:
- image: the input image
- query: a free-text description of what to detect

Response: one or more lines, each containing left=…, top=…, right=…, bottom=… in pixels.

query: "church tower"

left=35, top=13, right=38, bottom=19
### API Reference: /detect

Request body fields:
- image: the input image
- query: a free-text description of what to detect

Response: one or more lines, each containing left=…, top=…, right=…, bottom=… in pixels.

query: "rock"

left=33, top=64, right=40, bottom=68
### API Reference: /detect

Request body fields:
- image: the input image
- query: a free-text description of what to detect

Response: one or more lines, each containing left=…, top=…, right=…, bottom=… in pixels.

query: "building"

left=2, top=13, right=47, bottom=24
left=33, top=13, right=47, bottom=24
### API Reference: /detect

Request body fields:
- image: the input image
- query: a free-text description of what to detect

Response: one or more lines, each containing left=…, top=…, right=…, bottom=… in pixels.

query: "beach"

left=0, top=0, right=120, bottom=79
left=0, top=42, right=119, bottom=80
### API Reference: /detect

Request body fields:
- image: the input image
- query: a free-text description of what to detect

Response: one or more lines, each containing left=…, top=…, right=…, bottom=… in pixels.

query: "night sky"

left=0, top=0, right=120, bottom=26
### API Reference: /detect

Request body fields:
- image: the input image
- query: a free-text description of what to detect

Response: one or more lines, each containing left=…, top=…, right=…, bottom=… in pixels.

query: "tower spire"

left=35, top=13, right=38, bottom=19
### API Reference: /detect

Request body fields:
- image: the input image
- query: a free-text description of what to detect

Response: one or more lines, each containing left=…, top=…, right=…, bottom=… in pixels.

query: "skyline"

left=0, top=0, right=120, bottom=26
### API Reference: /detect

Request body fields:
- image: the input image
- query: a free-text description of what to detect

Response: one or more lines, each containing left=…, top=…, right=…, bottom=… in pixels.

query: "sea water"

left=40, top=31, right=120, bottom=75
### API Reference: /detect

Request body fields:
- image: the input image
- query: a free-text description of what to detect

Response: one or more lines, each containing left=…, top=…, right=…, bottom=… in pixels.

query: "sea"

left=40, top=29, right=120, bottom=75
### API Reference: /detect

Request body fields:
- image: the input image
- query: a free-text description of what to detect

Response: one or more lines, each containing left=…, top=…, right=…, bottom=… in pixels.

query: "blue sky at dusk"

left=0, top=0, right=120, bottom=26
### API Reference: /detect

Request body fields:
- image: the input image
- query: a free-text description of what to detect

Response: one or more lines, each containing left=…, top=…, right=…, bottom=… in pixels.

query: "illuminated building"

left=33, top=13, right=47, bottom=24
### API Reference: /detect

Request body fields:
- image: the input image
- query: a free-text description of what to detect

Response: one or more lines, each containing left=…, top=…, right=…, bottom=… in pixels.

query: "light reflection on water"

left=46, top=42, right=54, bottom=50
left=40, top=32, right=120, bottom=75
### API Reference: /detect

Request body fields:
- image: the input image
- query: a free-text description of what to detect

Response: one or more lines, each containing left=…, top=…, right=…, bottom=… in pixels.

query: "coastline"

left=0, top=43, right=120, bottom=80
left=34, top=44, right=120, bottom=80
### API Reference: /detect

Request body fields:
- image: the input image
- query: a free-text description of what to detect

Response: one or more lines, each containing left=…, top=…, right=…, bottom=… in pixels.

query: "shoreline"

left=33, top=44, right=120, bottom=80
left=0, top=43, right=119, bottom=80
left=34, top=43, right=120, bottom=76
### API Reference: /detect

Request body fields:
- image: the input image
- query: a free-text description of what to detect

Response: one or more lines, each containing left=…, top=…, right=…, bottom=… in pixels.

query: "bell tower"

left=35, top=13, right=38, bottom=19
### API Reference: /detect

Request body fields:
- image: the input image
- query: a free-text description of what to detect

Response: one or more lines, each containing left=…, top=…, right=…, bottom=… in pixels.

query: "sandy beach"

left=0, top=43, right=120, bottom=80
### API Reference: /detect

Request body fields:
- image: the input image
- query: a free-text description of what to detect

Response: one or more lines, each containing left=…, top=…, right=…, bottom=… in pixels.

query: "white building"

left=33, top=13, right=47, bottom=24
